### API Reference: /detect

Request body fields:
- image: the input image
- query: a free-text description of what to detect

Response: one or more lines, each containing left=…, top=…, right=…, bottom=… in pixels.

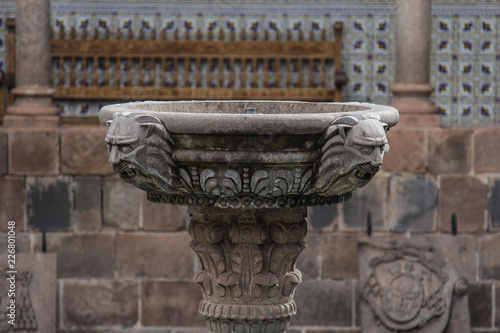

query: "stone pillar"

left=189, top=207, right=307, bottom=333
left=390, top=0, right=440, bottom=127
left=4, top=0, right=59, bottom=127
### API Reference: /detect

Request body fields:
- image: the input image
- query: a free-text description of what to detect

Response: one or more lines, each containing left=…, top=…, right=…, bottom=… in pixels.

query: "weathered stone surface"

left=72, top=177, right=102, bottom=230
left=60, top=329, right=169, bottom=333
left=103, top=176, right=141, bottom=229
left=47, top=233, right=115, bottom=278
left=0, top=253, right=56, bottom=332
left=358, top=236, right=470, bottom=333
left=468, top=283, right=492, bottom=328
left=63, top=280, right=138, bottom=327
left=496, top=283, right=500, bottom=329
left=479, top=234, right=500, bottom=280
left=382, top=129, right=426, bottom=173
left=0, top=133, right=7, bottom=174
left=9, top=130, right=59, bottom=174
left=321, top=233, right=359, bottom=279
left=439, top=176, right=487, bottom=233
left=61, top=126, right=114, bottom=175
left=0, top=176, right=26, bottom=231
left=474, top=127, right=500, bottom=173
left=343, top=176, right=387, bottom=229
left=308, top=205, right=339, bottom=231
left=141, top=281, right=205, bottom=327
left=389, top=175, right=437, bottom=232
left=142, top=192, right=187, bottom=231
left=0, top=232, right=33, bottom=253
left=292, top=280, right=352, bottom=326
left=117, top=232, right=193, bottom=278
left=488, top=178, right=500, bottom=230
left=427, top=128, right=472, bottom=174
left=27, top=176, right=72, bottom=231
left=295, top=233, right=320, bottom=280
left=304, top=328, right=361, bottom=333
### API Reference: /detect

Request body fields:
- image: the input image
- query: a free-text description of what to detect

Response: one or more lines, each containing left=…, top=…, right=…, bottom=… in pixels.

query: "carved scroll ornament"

left=104, top=113, right=390, bottom=208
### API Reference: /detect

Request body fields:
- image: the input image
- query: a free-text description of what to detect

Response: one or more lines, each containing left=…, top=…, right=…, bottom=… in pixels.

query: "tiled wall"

left=0, top=0, right=499, bottom=125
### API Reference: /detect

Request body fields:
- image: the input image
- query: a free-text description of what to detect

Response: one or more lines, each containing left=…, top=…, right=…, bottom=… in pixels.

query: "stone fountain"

left=99, top=100, right=398, bottom=333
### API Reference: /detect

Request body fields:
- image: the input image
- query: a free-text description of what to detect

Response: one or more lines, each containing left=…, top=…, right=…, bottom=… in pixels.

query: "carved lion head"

left=105, top=113, right=180, bottom=194
left=316, top=115, right=389, bottom=196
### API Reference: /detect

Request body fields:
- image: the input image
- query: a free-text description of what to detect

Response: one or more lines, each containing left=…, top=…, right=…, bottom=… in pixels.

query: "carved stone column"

left=189, top=207, right=307, bottom=333
left=4, top=0, right=59, bottom=127
left=390, top=0, right=440, bottom=127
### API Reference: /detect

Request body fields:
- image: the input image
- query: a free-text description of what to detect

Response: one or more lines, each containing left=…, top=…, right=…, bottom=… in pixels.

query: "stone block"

left=9, top=129, right=59, bottom=174
left=488, top=178, right=500, bottom=230
left=141, top=281, right=205, bottom=327
left=427, top=128, right=472, bottom=174
left=439, top=176, right=487, bottom=233
left=342, top=175, right=387, bottom=229
left=295, top=233, right=321, bottom=280
left=142, top=192, right=187, bottom=231
left=381, top=129, right=426, bottom=173
left=0, top=232, right=32, bottom=253
left=308, top=205, right=339, bottom=231
left=26, top=176, right=72, bottom=231
left=61, top=126, right=114, bottom=175
left=62, top=280, right=138, bottom=327
left=117, top=232, right=193, bottom=278
left=47, top=233, right=115, bottom=278
left=72, top=177, right=101, bottom=230
left=305, top=330, right=360, bottom=333
left=0, top=132, right=7, bottom=174
left=0, top=253, right=56, bottom=333
left=474, top=127, right=500, bottom=173
left=0, top=176, right=26, bottom=231
left=496, top=283, right=500, bottom=329
left=103, top=176, right=141, bottom=230
left=389, top=175, right=437, bottom=232
left=292, top=280, right=352, bottom=326
left=321, top=233, right=360, bottom=279
left=479, top=234, right=500, bottom=279
left=468, top=283, right=492, bottom=328
left=358, top=236, right=470, bottom=333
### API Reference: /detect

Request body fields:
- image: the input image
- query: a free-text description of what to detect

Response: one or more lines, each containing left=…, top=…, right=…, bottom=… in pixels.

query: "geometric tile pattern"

left=431, top=13, right=500, bottom=127
left=0, top=0, right=498, bottom=127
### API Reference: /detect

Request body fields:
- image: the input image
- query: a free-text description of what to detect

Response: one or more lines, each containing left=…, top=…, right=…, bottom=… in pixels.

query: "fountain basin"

left=100, top=100, right=398, bottom=209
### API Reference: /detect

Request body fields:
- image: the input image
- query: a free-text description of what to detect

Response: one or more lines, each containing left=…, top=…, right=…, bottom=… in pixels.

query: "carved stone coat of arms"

left=358, top=237, right=470, bottom=333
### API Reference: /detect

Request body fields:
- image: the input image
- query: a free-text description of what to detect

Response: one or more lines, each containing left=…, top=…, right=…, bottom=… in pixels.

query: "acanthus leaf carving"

left=222, top=169, right=243, bottom=195
left=273, top=170, right=294, bottom=196
left=251, top=170, right=270, bottom=197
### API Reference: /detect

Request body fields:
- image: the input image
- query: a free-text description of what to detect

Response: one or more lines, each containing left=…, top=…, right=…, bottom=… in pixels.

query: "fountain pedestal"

left=190, top=207, right=306, bottom=333
left=99, top=100, right=398, bottom=332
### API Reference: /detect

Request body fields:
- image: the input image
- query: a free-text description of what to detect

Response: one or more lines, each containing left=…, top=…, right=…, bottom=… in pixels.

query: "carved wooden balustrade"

left=0, top=19, right=347, bottom=123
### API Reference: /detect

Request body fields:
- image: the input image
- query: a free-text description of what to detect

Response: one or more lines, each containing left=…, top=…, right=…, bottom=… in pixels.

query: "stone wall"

left=0, top=123, right=499, bottom=332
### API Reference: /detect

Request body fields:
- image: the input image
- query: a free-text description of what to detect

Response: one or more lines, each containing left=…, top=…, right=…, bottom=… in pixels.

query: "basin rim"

left=99, top=100, right=399, bottom=135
